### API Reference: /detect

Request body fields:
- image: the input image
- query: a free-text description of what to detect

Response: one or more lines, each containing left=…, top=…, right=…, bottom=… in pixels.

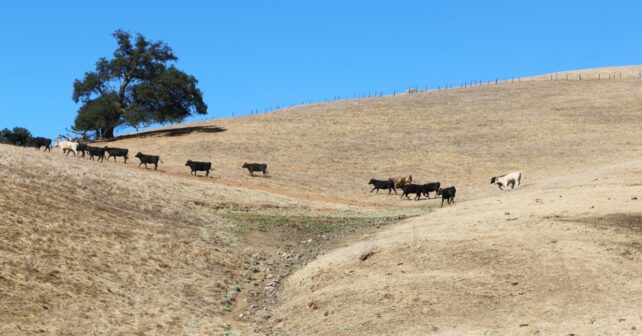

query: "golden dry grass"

left=0, top=144, right=352, bottom=335
left=2, top=66, right=642, bottom=335
left=274, top=160, right=642, bottom=335
left=102, top=66, right=642, bottom=207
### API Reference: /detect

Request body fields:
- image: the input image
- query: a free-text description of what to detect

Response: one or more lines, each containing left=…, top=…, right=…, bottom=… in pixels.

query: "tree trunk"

left=102, top=127, right=115, bottom=139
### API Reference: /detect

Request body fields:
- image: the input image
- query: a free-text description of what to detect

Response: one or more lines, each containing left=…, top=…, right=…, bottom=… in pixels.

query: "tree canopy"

left=72, top=30, right=207, bottom=139
left=0, top=127, right=33, bottom=145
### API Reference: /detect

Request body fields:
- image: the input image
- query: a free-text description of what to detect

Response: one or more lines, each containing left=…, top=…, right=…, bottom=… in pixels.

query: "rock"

left=632, top=197, right=638, bottom=200
left=359, top=250, right=375, bottom=261
left=504, top=212, right=510, bottom=215
left=519, top=323, right=529, bottom=327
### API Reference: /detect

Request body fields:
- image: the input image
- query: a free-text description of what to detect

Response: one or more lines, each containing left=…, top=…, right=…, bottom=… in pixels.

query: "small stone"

left=632, top=197, right=638, bottom=200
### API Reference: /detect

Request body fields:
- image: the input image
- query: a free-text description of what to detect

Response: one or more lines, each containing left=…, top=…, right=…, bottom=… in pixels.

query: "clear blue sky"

left=0, top=1, right=640, bottom=139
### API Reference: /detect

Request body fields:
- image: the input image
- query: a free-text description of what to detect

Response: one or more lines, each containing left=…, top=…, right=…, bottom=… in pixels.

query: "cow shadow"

left=112, top=125, right=226, bottom=141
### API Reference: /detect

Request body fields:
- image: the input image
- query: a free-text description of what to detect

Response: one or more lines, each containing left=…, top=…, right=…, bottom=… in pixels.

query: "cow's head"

left=135, top=152, right=143, bottom=158
left=368, top=179, right=375, bottom=185
left=242, top=163, right=248, bottom=168
left=185, top=160, right=193, bottom=166
left=490, top=177, right=497, bottom=184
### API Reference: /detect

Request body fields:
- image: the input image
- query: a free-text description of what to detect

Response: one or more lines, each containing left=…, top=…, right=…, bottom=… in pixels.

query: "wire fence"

left=192, top=70, right=642, bottom=121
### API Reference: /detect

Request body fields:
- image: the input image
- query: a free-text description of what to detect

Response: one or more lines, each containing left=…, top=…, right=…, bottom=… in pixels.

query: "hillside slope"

left=272, top=159, right=642, bottom=335
left=0, top=144, right=366, bottom=335
left=102, top=66, right=642, bottom=206
left=2, top=66, right=641, bottom=335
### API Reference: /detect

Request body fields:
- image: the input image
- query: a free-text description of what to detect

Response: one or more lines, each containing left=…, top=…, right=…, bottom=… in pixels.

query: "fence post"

left=579, top=74, right=582, bottom=80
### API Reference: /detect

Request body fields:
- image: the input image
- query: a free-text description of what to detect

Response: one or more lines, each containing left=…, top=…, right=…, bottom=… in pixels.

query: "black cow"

left=76, top=143, right=88, bottom=158
left=437, top=186, right=456, bottom=207
left=32, top=137, right=52, bottom=151
left=135, top=152, right=162, bottom=170
left=421, top=182, right=441, bottom=199
left=368, top=178, right=397, bottom=194
left=86, top=146, right=105, bottom=162
left=105, top=147, right=129, bottom=163
left=185, top=160, right=212, bottom=177
left=242, top=163, right=268, bottom=176
left=400, top=184, right=425, bottom=200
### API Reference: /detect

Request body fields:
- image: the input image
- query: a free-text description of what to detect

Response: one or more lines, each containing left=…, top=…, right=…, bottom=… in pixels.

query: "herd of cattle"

left=369, top=176, right=456, bottom=207
left=370, top=170, right=522, bottom=207
left=27, top=138, right=269, bottom=177
left=6, top=136, right=521, bottom=205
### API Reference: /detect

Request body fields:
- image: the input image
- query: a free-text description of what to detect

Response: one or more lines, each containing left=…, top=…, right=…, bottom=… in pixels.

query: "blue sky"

left=0, top=1, right=640, bottom=139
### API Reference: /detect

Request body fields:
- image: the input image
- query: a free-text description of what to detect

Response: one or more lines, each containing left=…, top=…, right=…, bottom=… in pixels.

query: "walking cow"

left=32, top=137, right=52, bottom=151
left=490, top=171, right=522, bottom=191
left=185, top=160, right=213, bottom=177
left=135, top=152, right=162, bottom=170
left=242, top=163, right=268, bottom=176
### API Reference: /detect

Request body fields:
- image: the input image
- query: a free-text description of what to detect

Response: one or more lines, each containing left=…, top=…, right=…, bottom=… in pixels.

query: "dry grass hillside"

left=101, top=66, right=642, bottom=206
left=1, top=66, right=641, bottom=335
left=0, top=144, right=411, bottom=335
left=273, top=159, right=642, bottom=335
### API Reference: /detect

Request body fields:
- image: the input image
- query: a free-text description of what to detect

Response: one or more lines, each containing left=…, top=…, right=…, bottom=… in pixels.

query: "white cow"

left=55, top=140, right=79, bottom=156
left=490, top=171, right=522, bottom=191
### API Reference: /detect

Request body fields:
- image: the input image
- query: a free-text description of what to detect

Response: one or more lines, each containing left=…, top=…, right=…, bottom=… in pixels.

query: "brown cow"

left=389, top=175, right=413, bottom=188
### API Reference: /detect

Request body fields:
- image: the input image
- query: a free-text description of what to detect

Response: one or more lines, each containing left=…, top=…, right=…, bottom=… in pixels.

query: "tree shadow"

left=112, top=125, right=226, bottom=141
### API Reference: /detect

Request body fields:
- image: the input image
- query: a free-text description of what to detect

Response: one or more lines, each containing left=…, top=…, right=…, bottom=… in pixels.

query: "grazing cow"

left=421, top=182, right=441, bottom=199
left=368, top=178, right=397, bottom=194
left=400, top=184, right=425, bottom=200
left=104, top=147, right=129, bottom=163
left=490, top=171, right=522, bottom=191
left=437, top=186, right=456, bottom=207
left=242, top=163, right=268, bottom=176
left=135, top=152, right=162, bottom=170
left=55, top=140, right=79, bottom=156
left=32, top=137, right=51, bottom=151
left=86, top=146, right=105, bottom=162
left=389, top=175, right=413, bottom=188
left=185, top=160, right=213, bottom=177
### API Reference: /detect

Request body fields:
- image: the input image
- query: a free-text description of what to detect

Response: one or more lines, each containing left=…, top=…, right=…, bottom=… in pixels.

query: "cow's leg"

left=206, top=170, right=209, bottom=177
left=441, top=198, right=445, bottom=207
left=153, top=163, right=157, bottom=170
left=370, top=187, right=376, bottom=193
